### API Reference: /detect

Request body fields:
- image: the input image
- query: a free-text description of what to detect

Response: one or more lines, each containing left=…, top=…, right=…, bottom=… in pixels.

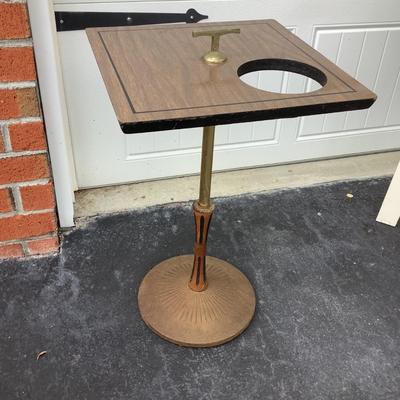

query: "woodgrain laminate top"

left=86, top=20, right=376, bottom=133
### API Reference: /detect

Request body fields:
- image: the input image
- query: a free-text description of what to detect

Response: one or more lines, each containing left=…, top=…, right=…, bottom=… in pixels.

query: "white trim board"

left=377, top=160, right=400, bottom=226
left=27, top=0, right=77, bottom=227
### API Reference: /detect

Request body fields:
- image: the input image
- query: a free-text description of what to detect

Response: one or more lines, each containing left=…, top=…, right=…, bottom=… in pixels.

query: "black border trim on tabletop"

left=55, top=9, right=208, bottom=32
left=120, top=97, right=376, bottom=133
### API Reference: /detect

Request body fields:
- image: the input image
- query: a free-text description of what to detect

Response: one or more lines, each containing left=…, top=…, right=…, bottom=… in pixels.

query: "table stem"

left=188, top=126, right=215, bottom=292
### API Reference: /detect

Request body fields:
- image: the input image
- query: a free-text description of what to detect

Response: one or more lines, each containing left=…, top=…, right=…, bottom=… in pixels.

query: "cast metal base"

left=138, top=255, right=256, bottom=347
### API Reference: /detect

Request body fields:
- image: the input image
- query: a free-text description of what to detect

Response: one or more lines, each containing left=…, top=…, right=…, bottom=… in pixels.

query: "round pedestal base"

left=138, top=255, right=256, bottom=347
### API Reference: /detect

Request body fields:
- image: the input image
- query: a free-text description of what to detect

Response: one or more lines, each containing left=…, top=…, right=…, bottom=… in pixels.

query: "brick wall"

left=0, top=1, right=59, bottom=258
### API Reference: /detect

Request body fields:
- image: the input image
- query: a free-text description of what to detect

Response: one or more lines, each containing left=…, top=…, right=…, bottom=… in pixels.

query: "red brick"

left=20, top=183, right=55, bottom=211
left=0, top=243, right=23, bottom=259
left=0, top=188, right=13, bottom=213
left=0, top=47, right=36, bottom=82
left=27, top=236, right=59, bottom=255
left=0, top=133, right=4, bottom=153
left=9, top=122, right=46, bottom=152
left=0, top=212, right=57, bottom=241
left=0, top=89, right=19, bottom=119
left=0, top=4, right=30, bottom=40
left=0, top=154, right=49, bottom=185
left=0, top=88, right=40, bottom=119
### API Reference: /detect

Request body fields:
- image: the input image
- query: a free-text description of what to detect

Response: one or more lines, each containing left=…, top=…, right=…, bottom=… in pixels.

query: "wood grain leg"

left=376, top=161, right=400, bottom=227
left=188, top=201, right=214, bottom=292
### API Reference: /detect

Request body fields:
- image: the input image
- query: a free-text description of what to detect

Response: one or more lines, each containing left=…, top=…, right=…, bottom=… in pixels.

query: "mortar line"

left=0, top=179, right=50, bottom=190
left=1, top=125, right=12, bottom=152
left=0, top=208, right=55, bottom=219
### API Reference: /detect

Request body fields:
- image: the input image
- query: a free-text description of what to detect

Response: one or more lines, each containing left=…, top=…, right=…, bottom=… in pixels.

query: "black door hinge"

left=55, top=8, right=208, bottom=32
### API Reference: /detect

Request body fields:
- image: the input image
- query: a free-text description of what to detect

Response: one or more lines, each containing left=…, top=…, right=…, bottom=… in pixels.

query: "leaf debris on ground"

left=36, top=351, right=47, bottom=361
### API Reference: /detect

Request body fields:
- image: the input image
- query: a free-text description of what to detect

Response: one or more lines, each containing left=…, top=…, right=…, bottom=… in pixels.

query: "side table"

left=87, top=20, right=376, bottom=347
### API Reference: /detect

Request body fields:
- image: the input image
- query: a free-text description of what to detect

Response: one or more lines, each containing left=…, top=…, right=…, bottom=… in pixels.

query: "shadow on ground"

left=0, top=178, right=399, bottom=400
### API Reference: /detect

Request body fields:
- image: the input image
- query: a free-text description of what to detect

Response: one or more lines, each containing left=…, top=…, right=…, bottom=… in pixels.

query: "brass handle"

left=192, top=27, right=240, bottom=64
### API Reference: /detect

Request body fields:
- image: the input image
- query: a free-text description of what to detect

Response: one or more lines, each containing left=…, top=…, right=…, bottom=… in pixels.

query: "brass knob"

left=192, top=28, right=240, bottom=64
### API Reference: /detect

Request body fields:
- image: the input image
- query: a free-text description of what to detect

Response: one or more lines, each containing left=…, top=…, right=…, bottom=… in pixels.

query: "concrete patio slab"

left=74, top=151, right=400, bottom=218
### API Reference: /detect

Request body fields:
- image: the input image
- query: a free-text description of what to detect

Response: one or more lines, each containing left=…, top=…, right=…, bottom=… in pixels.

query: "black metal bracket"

left=55, top=8, right=208, bottom=32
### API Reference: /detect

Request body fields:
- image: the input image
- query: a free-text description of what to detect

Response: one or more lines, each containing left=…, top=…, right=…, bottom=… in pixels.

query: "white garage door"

left=55, top=0, right=400, bottom=189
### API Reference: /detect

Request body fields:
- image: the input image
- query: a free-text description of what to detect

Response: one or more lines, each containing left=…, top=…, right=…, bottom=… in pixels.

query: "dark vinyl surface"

left=0, top=178, right=399, bottom=399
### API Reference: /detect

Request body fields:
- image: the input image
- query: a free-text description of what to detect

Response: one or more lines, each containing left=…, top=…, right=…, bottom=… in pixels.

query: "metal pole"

left=198, top=126, right=215, bottom=208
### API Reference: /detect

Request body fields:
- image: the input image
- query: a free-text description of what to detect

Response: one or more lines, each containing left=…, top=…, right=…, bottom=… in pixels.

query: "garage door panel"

left=299, top=23, right=400, bottom=139
left=365, top=29, right=400, bottom=128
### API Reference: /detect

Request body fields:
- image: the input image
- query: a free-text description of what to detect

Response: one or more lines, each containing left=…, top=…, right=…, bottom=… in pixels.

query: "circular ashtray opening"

left=238, top=59, right=327, bottom=94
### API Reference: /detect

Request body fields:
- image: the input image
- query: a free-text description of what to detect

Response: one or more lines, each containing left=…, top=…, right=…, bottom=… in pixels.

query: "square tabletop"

left=86, top=20, right=376, bottom=133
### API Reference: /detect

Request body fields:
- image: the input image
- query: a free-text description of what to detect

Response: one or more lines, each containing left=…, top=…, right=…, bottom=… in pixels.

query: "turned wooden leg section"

left=188, top=201, right=214, bottom=292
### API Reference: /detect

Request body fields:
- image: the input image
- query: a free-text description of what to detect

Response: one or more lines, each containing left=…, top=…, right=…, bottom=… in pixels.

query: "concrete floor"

left=1, top=178, right=399, bottom=399
left=74, top=151, right=400, bottom=218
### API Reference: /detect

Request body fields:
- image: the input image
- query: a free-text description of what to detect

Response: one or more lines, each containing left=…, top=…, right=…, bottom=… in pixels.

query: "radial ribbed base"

left=138, top=255, right=256, bottom=347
